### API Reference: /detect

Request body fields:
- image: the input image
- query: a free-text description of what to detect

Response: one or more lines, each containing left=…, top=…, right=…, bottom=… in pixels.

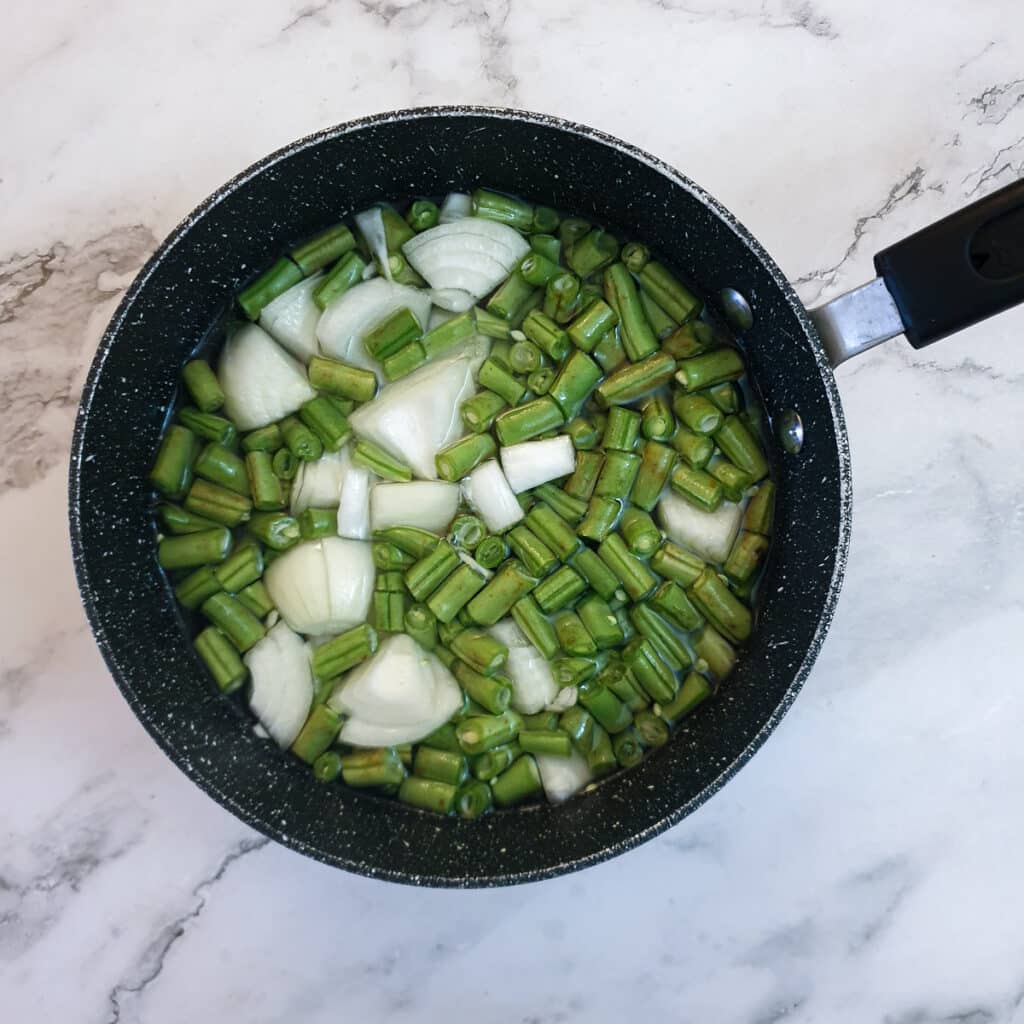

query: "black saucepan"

left=69, top=107, right=1024, bottom=886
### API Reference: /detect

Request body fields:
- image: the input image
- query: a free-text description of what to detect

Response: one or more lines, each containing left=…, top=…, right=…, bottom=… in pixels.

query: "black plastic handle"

left=873, top=177, right=1024, bottom=348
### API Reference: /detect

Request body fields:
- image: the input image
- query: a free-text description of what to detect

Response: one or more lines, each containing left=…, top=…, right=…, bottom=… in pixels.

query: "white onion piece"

left=354, top=206, right=391, bottom=280
left=438, top=192, right=472, bottom=224
left=336, top=450, right=372, bottom=540
left=331, top=635, right=462, bottom=746
left=537, top=751, right=592, bottom=804
left=463, top=460, right=524, bottom=533
left=501, top=436, right=576, bottom=493
left=490, top=618, right=558, bottom=714
left=218, top=324, right=316, bottom=430
left=349, top=339, right=488, bottom=479
left=264, top=538, right=374, bottom=636
left=316, top=279, right=431, bottom=379
left=258, top=274, right=322, bottom=363
left=546, top=686, right=578, bottom=712
left=361, top=262, right=378, bottom=281
left=369, top=481, right=460, bottom=533
left=429, top=287, right=476, bottom=312
left=290, top=450, right=347, bottom=515
left=245, top=621, right=313, bottom=748
left=402, top=219, right=530, bottom=301
left=658, top=491, right=744, bottom=564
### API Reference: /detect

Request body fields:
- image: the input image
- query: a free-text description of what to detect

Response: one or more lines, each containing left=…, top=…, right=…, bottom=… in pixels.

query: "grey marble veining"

left=3, top=0, right=1024, bottom=1020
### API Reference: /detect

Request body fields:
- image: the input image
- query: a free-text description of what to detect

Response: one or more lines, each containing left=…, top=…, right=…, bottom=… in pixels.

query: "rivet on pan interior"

left=720, top=287, right=753, bottom=331
left=778, top=410, right=804, bottom=454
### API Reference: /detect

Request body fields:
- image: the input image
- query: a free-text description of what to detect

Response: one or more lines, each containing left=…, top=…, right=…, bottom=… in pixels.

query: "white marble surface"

left=3, top=1, right=1024, bottom=1019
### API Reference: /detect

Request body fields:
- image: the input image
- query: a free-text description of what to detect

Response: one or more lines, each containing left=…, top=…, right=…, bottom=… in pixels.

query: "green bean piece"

left=459, top=390, right=507, bottom=435
left=688, top=568, right=752, bottom=643
left=509, top=339, right=544, bottom=374
left=529, top=233, right=561, bottom=263
left=397, top=775, right=456, bottom=814
left=352, top=439, right=412, bottom=482
left=373, top=205, right=415, bottom=252
left=557, top=217, right=589, bottom=248
left=664, top=320, right=713, bottom=360
left=705, top=381, right=742, bottom=415
left=587, top=724, right=618, bottom=778
left=450, top=628, right=508, bottom=676
left=724, top=530, right=770, bottom=584
left=373, top=526, right=440, bottom=560
left=456, top=712, right=521, bottom=756
left=465, top=559, right=538, bottom=626
left=522, top=309, right=572, bottom=362
left=519, top=728, right=573, bottom=758
left=529, top=485, right=583, bottom=526
left=599, top=660, right=648, bottom=711
left=454, top=663, right=513, bottom=715
left=157, top=503, right=220, bottom=536
left=650, top=541, right=705, bottom=589
left=613, top=727, right=647, bottom=768
left=477, top=357, right=526, bottom=406
left=271, top=448, right=298, bottom=481
left=650, top=579, right=704, bottom=631
left=157, top=527, right=232, bottom=570
left=297, top=506, right=335, bottom=539
left=247, top=512, right=301, bottom=551
left=630, top=603, right=691, bottom=671
left=596, top=351, right=676, bottom=408
left=238, top=257, right=303, bottom=320
left=178, top=407, right=236, bottom=447
left=404, top=602, right=439, bottom=651
left=237, top=580, right=274, bottom=618
left=532, top=205, right=559, bottom=232
left=577, top=678, right=633, bottom=734
left=673, top=393, right=723, bottom=437
left=592, top=328, right=627, bottom=373
left=487, top=271, right=537, bottom=322
left=597, top=534, right=658, bottom=602
left=506, top=525, right=558, bottom=578
left=181, top=359, right=225, bottom=413
left=533, top=564, right=587, bottom=614
left=660, top=671, right=713, bottom=725
left=638, top=289, right=678, bottom=339
left=240, top=423, right=283, bottom=454
left=311, top=623, right=378, bottom=681
left=518, top=712, right=556, bottom=733
left=151, top=425, right=199, bottom=499
left=405, top=541, right=460, bottom=601
left=708, top=460, right=753, bottom=503
left=406, top=199, right=440, bottom=232
left=450, top=514, right=486, bottom=549
left=639, top=262, right=701, bottom=323
left=362, top=306, right=421, bottom=361
left=473, top=535, right=509, bottom=570
left=553, top=610, right=597, bottom=657
left=577, top=496, right=622, bottom=543
left=633, top=708, right=670, bottom=747
left=670, top=464, right=724, bottom=513
left=565, top=300, right=617, bottom=356
left=575, top=595, right=623, bottom=654
left=313, top=251, right=367, bottom=310
left=552, top=654, right=604, bottom=687
left=413, top=746, right=469, bottom=787
left=280, top=416, right=324, bottom=462
left=194, top=627, right=247, bottom=693
left=373, top=587, right=406, bottom=631
left=438, top=615, right=465, bottom=649
left=471, top=743, right=521, bottom=781
left=619, top=507, right=662, bottom=557
left=455, top=780, right=493, bottom=819
left=289, top=222, right=356, bottom=275
left=543, top=272, right=581, bottom=325
left=494, top=396, right=565, bottom=446
left=508, top=595, right=558, bottom=660
left=542, top=350, right=601, bottom=421
left=743, top=481, right=776, bottom=535
left=213, top=542, right=264, bottom=592
left=245, top=451, right=285, bottom=510
left=594, top=451, right=641, bottom=501
left=641, top=396, right=676, bottom=442
left=201, top=592, right=265, bottom=653
left=372, top=541, right=415, bottom=571
left=435, top=433, right=497, bottom=482
left=427, top=563, right=489, bottom=624
left=672, top=424, right=715, bottom=470
left=387, top=253, right=427, bottom=286
left=525, top=366, right=553, bottom=395
left=602, top=263, right=658, bottom=360
left=184, top=479, right=252, bottom=527
left=194, top=442, right=251, bottom=497
left=630, top=441, right=674, bottom=512
left=601, top=408, right=641, bottom=453
left=623, top=637, right=676, bottom=703
left=525, top=503, right=580, bottom=560
left=620, top=242, right=650, bottom=273
left=675, top=348, right=745, bottom=392
left=519, top=251, right=563, bottom=287
left=175, top=566, right=222, bottom=610
left=564, top=416, right=602, bottom=450
left=491, top=754, right=542, bottom=807
left=471, top=188, right=533, bottom=231
left=469, top=308, right=507, bottom=342
left=566, top=548, right=622, bottom=603
left=341, top=748, right=406, bottom=788
left=555, top=708, right=591, bottom=755
left=714, top=415, right=769, bottom=482
left=307, top=355, right=377, bottom=403
left=566, top=229, right=618, bottom=277
left=311, top=750, right=343, bottom=783
left=421, top=721, right=462, bottom=754
left=562, top=451, right=603, bottom=502
left=376, top=570, right=405, bottom=592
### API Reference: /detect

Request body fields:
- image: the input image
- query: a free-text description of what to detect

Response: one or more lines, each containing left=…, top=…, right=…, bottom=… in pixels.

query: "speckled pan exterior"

left=68, top=107, right=852, bottom=887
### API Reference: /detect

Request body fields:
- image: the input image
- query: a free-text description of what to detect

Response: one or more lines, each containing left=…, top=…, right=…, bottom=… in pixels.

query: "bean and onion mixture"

left=150, top=188, right=776, bottom=816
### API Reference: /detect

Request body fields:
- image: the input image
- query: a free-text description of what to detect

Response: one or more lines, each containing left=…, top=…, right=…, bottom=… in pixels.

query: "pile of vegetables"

left=150, top=188, right=775, bottom=818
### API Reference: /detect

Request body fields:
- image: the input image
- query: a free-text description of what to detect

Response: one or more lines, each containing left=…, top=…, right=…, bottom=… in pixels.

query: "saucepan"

left=69, top=107, right=1024, bottom=886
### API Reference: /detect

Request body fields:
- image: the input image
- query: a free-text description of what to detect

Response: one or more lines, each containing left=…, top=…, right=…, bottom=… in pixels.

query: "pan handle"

left=809, top=178, right=1024, bottom=367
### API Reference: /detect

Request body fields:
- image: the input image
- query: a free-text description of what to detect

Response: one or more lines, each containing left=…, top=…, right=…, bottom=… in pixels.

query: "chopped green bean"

left=472, top=188, right=534, bottom=231
left=413, top=746, right=469, bottom=787
left=298, top=506, right=336, bottom=540
left=436, top=433, right=497, bottom=482
left=178, top=407, right=236, bottom=447
left=675, top=348, right=745, bottom=392
left=246, top=451, right=285, bottom=510
left=543, top=272, right=581, bottom=325
left=406, top=200, right=439, bottom=232
left=630, top=602, right=691, bottom=671
left=201, top=592, right=265, bottom=652
left=427, top=563, right=489, bottom=623
left=563, top=450, right=604, bottom=501
left=313, top=251, right=367, bottom=310
left=280, top=415, right=324, bottom=462
left=291, top=223, right=356, bottom=275
left=639, top=262, right=701, bottom=323
left=594, top=450, right=641, bottom=500
left=248, top=512, right=301, bottom=551
left=487, top=271, right=537, bottom=322
left=602, top=407, right=642, bottom=452
left=577, top=678, right=633, bottom=734
left=184, top=479, right=252, bottom=527
left=671, top=424, right=715, bottom=470
left=194, top=627, right=247, bottom=693
left=714, top=415, right=770, bottom=482
left=631, top=440, right=676, bottom=511
left=405, top=541, right=460, bottom=601
left=597, top=533, right=658, bottom=601
left=238, top=580, right=274, bottom=618
left=623, top=637, right=676, bottom=703
left=341, top=748, right=406, bottom=788
left=473, top=535, right=509, bottom=570
left=158, top=527, right=233, bottom=570
left=213, top=542, right=264, bottom=591
left=271, top=448, right=298, bottom=481
left=157, top=503, right=220, bottom=536
left=519, top=729, right=573, bottom=757
left=595, top=351, right=676, bottom=407
left=150, top=425, right=199, bottom=499
left=566, top=229, right=618, bottom=277
left=175, top=566, right=222, bottom=610
left=603, top=263, right=658, bottom=360
left=238, top=257, right=303, bottom=320
left=352, top=439, right=412, bottom=482
left=311, top=623, right=378, bottom=680
left=577, top=495, right=623, bottom=543
left=743, top=481, right=776, bottom=535
left=457, top=712, right=521, bottom=756
left=619, top=506, right=662, bottom=556
left=673, top=392, right=723, bottom=436
left=399, top=776, right=456, bottom=813
left=308, top=355, right=377, bottom=403
left=660, top=671, right=712, bottom=725
left=688, top=568, right=752, bottom=643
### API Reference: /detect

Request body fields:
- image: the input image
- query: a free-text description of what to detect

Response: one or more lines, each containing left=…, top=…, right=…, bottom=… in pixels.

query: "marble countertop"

left=4, top=1, right=1024, bottom=1020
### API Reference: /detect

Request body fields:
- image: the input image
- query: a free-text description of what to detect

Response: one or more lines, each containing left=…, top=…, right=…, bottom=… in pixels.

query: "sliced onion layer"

left=658, top=490, right=744, bottom=564
left=490, top=618, right=558, bottom=714
left=290, top=450, right=348, bottom=515
left=369, top=481, right=460, bottom=533
left=463, top=460, right=524, bottom=533
left=246, top=621, right=313, bottom=748
left=258, top=274, right=322, bottom=363
left=501, top=436, right=576, bottom=493
left=536, top=751, right=592, bottom=804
